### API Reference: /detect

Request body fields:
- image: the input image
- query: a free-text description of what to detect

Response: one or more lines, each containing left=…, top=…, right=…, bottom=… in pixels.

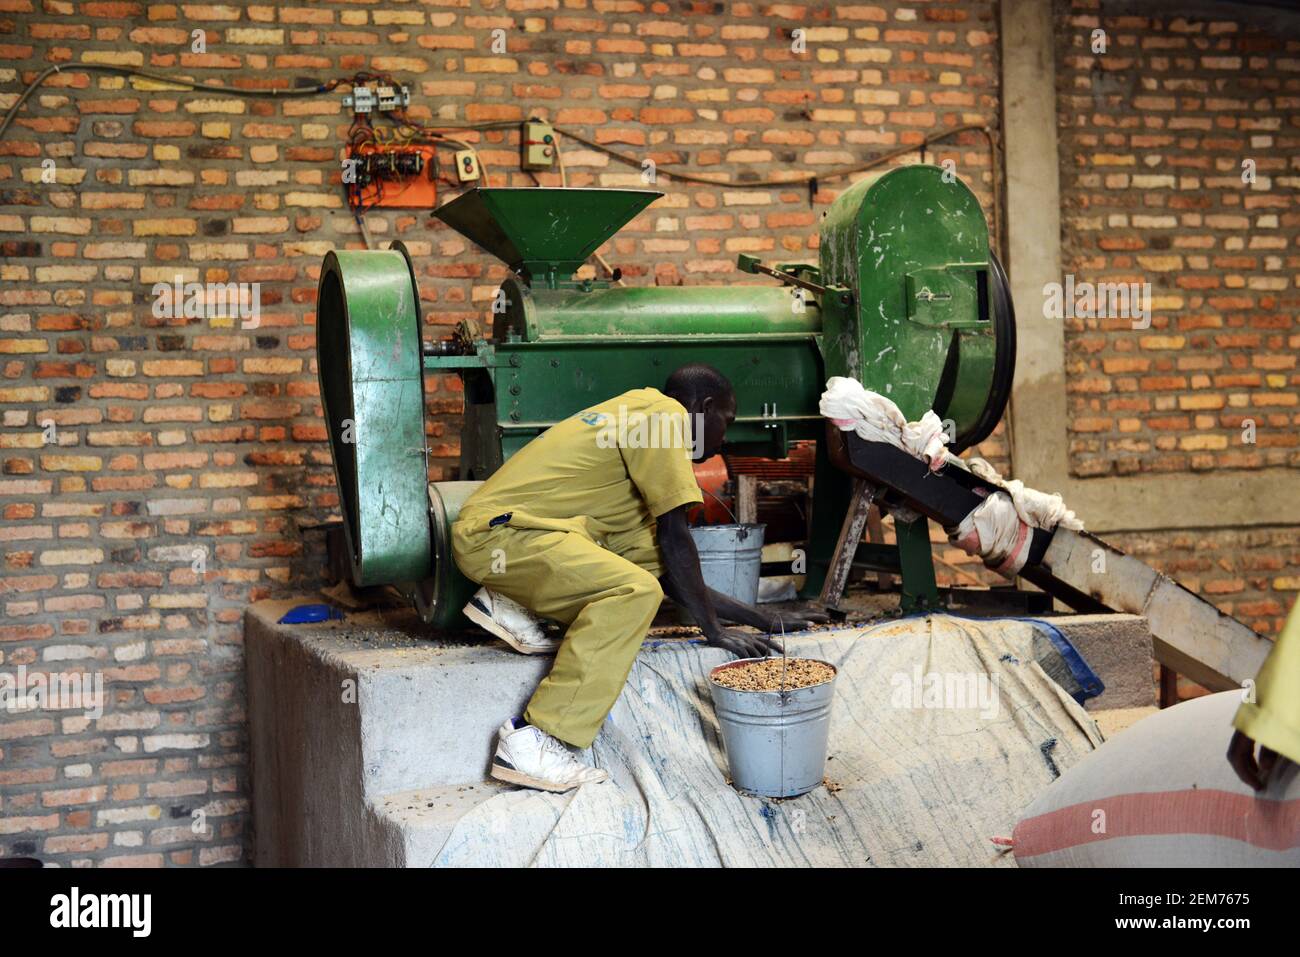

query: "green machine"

left=316, top=164, right=1016, bottom=628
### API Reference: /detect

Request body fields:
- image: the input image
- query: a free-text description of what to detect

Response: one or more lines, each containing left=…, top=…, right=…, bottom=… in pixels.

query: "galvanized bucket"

left=708, top=658, right=837, bottom=798
left=690, top=523, right=765, bottom=605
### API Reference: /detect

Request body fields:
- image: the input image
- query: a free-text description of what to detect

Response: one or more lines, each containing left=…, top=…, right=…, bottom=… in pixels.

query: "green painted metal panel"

left=491, top=338, right=826, bottom=459
left=316, top=248, right=432, bottom=587
left=498, top=279, right=820, bottom=340
left=819, top=164, right=997, bottom=438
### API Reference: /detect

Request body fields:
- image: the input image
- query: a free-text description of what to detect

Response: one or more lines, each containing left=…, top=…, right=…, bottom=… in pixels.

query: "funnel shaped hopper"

left=433, top=187, right=662, bottom=281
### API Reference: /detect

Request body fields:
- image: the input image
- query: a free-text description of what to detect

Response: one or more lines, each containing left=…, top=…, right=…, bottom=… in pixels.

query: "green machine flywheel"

left=316, top=244, right=432, bottom=587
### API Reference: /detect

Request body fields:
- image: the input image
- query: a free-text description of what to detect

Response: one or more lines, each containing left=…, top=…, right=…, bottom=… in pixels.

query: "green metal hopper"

left=433, top=187, right=662, bottom=284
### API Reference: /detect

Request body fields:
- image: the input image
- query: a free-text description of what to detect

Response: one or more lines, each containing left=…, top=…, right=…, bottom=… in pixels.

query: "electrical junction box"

left=454, top=149, right=481, bottom=183
left=343, top=84, right=411, bottom=115
left=345, top=143, right=437, bottom=210
left=375, top=85, right=409, bottom=112
left=522, top=120, right=556, bottom=170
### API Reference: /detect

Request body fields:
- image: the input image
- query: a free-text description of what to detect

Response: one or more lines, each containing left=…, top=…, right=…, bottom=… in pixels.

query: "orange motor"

left=690, top=455, right=732, bottom=525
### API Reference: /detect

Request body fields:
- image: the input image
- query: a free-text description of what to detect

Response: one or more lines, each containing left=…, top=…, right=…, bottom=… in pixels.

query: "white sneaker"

left=463, top=587, right=560, bottom=655
left=490, top=720, right=609, bottom=792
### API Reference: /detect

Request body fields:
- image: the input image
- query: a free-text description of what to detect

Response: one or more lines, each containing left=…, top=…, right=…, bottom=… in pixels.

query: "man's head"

left=663, top=363, right=736, bottom=460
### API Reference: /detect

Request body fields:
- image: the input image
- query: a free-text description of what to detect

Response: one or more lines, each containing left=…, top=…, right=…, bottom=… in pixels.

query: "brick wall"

left=0, top=1, right=1000, bottom=865
left=1056, top=1, right=1299, bottom=478
left=1107, top=526, right=1300, bottom=668
left=1054, top=0, right=1300, bottom=646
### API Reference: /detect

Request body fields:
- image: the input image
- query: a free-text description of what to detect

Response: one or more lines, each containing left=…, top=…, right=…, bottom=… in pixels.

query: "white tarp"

left=431, top=615, right=1103, bottom=867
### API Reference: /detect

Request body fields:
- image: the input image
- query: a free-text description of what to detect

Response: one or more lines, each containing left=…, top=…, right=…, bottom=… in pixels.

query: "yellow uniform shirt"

left=1233, top=600, right=1300, bottom=765
left=457, top=388, right=704, bottom=543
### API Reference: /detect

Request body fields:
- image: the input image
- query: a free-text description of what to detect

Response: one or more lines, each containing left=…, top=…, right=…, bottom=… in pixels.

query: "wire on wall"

left=1, top=64, right=1002, bottom=249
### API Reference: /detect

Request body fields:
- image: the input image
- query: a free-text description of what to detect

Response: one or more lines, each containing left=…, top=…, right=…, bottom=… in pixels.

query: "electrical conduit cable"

left=0, top=64, right=335, bottom=140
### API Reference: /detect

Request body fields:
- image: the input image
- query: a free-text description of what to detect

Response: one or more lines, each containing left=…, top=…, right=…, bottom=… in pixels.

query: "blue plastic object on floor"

left=278, top=603, right=344, bottom=625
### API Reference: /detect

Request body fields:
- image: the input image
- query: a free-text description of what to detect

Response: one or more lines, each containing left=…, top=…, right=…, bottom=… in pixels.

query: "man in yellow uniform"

left=451, top=363, right=822, bottom=792
left=1228, top=598, right=1299, bottom=789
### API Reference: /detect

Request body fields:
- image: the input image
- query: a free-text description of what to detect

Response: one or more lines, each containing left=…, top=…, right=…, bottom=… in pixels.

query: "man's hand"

left=763, top=607, right=831, bottom=634
left=1227, top=730, right=1284, bottom=791
left=706, top=627, right=784, bottom=659
left=656, top=505, right=824, bottom=656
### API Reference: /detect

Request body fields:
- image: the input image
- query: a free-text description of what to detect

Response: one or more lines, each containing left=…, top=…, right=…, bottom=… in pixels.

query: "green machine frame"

left=316, top=165, right=1016, bottom=627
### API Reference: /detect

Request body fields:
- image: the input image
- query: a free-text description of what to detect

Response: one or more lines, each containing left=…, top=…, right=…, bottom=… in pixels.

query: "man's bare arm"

left=655, top=505, right=780, bottom=659
left=1227, top=731, right=1284, bottom=791
left=704, top=586, right=829, bottom=633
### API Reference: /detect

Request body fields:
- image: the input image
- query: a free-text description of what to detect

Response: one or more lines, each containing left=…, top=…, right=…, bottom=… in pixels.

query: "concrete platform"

left=246, top=598, right=1156, bottom=867
left=245, top=599, right=552, bottom=866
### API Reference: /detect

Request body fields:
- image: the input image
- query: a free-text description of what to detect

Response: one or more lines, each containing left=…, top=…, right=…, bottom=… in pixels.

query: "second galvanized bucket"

left=690, top=522, right=765, bottom=605
left=708, top=658, right=838, bottom=798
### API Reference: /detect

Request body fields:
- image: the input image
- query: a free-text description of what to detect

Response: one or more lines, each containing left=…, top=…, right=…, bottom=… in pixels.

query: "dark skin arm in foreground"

left=1226, top=730, right=1286, bottom=791
left=656, top=504, right=828, bottom=659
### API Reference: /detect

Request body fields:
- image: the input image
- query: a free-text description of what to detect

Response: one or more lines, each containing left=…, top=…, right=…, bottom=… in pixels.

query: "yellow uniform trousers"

left=451, top=518, right=664, bottom=749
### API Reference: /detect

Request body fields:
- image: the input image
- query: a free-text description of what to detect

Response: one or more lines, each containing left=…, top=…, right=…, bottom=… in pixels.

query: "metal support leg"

left=736, top=474, right=758, bottom=524
left=895, top=516, right=940, bottom=614
left=801, top=435, right=855, bottom=599
left=816, top=479, right=877, bottom=613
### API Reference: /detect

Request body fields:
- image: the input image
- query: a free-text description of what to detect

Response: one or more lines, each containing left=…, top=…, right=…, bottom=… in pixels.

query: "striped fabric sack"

left=1014, top=691, right=1300, bottom=867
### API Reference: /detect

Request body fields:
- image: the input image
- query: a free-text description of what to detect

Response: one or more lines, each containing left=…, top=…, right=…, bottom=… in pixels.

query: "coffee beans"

left=711, top=657, right=835, bottom=692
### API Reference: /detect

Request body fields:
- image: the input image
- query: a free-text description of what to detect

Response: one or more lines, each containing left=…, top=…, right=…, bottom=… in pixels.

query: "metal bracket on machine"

left=736, top=254, right=854, bottom=307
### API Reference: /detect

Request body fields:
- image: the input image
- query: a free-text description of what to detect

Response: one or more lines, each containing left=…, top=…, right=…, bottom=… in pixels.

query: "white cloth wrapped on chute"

left=817, top=376, right=1084, bottom=579
left=948, top=493, right=1033, bottom=576
left=818, top=376, right=952, bottom=471
left=946, top=459, right=1084, bottom=577
left=963, top=458, right=1083, bottom=533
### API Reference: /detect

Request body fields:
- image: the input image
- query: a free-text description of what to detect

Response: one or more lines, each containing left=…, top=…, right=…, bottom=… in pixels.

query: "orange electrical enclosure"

left=347, top=143, right=439, bottom=210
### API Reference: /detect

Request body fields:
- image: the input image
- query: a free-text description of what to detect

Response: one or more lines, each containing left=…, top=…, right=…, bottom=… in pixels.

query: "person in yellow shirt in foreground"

left=451, top=363, right=825, bottom=792
left=1228, top=597, right=1300, bottom=789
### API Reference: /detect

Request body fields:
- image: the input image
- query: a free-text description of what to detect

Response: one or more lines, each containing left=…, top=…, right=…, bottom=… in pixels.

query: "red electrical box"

left=345, top=143, right=439, bottom=210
